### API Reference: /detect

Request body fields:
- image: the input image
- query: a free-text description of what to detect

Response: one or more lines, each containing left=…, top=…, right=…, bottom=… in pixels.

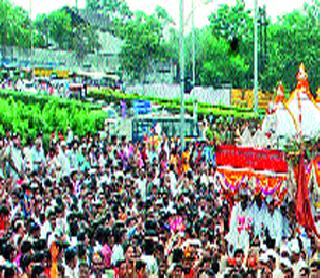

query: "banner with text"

left=216, top=145, right=288, bottom=173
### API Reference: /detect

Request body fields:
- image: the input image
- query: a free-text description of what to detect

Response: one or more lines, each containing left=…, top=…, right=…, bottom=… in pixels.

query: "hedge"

left=87, top=89, right=262, bottom=118
left=0, top=90, right=107, bottom=149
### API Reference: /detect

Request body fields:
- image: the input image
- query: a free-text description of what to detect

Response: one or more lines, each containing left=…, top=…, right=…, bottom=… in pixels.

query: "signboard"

left=133, top=100, right=151, bottom=115
left=216, top=145, right=288, bottom=173
left=34, top=69, right=69, bottom=78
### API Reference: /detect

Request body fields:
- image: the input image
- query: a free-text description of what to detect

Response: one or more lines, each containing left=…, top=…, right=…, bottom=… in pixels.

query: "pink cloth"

left=13, top=252, right=22, bottom=267
left=101, top=244, right=112, bottom=268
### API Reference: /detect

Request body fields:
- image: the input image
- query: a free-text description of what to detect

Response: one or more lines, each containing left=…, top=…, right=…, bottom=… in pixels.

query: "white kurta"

left=225, top=202, right=251, bottom=255
left=264, top=208, right=283, bottom=248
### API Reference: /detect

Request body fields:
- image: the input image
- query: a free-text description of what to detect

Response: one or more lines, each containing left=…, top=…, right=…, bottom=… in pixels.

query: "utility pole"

left=192, top=0, right=195, bottom=88
left=29, top=0, right=34, bottom=80
left=179, top=0, right=185, bottom=149
left=254, top=0, right=259, bottom=113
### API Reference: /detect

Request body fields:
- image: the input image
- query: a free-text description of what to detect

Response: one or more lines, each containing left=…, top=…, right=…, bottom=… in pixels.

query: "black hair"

left=77, top=231, right=86, bottom=242
left=113, top=228, right=122, bottom=244
left=136, top=260, right=147, bottom=271
left=21, top=254, right=33, bottom=272
left=78, top=244, right=87, bottom=259
left=172, top=248, right=183, bottom=264
left=1, top=244, right=14, bottom=260
left=33, top=240, right=46, bottom=252
left=70, top=221, right=79, bottom=237
left=33, top=252, right=45, bottom=263
left=4, top=267, right=15, bottom=278
left=31, top=264, right=44, bottom=278
left=65, top=249, right=76, bottom=265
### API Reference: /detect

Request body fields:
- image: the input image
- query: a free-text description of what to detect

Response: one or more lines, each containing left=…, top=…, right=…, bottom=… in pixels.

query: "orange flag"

left=295, top=151, right=319, bottom=237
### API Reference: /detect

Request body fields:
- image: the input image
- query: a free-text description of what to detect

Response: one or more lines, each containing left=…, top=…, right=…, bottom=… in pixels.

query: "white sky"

left=12, top=0, right=309, bottom=28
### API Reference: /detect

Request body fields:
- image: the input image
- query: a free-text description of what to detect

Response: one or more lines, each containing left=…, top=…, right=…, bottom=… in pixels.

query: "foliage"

left=46, top=9, right=74, bottom=50
left=34, top=7, right=101, bottom=58
left=184, top=27, right=249, bottom=88
left=2, top=0, right=319, bottom=94
left=182, top=0, right=320, bottom=92
left=0, top=0, right=32, bottom=48
left=263, top=9, right=320, bottom=94
left=87, top=0, right=133, bottom=24
left=87, top=88, right=260, bottom=118
left=115, top=5, right=175, bottom=81
left=208, top=0, right=253, bottom=42
left=0, top=90, right=107, bottom=148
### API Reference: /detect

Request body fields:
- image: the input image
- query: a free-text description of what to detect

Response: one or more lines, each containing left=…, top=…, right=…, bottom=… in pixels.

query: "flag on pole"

left=295, top=151, right=319, bottom=237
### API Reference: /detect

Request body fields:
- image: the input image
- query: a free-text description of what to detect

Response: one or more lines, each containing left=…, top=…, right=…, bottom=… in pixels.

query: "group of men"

left=0, top=120, right=319, bottom=277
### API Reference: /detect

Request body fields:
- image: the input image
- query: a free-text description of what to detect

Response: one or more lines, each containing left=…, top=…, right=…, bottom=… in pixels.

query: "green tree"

left=0, top=0, right=32, bottom=48
left=203, top=0, right=253, bottom=87
left=87, top=0, right=132, bottom=23
left=265, top=9, right=320, bottom=94
left=46, top=9, right=74, bottom=50
left=119, top=8, right=173, bottom=81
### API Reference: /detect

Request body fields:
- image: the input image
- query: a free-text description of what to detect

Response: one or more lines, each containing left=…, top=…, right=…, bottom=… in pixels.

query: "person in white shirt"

left=57, top=142, right=71, bottom=178
left=111, top=231, right=125, bottom=266
left=64, top=248, right=78, bottom=278
left=141, top=239, right=158, bottom=276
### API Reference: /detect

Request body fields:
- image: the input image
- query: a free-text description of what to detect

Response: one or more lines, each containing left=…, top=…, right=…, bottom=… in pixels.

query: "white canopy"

left=252, top=128, right=266, bottom=148
left=287, top=90, right=320, bottom=138
left=239, top=126, right=253, bottom=147
left=263, top=102, right=297, bottom=138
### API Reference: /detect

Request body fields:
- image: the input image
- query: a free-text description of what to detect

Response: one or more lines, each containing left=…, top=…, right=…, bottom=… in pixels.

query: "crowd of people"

left=0, top=121, right=319, bottom=277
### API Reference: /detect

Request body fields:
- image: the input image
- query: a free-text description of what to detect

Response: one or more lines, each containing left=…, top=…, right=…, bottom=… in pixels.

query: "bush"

left=0, top=90, right=108, bottom=149
left=87, top=89, right=260, bottom=118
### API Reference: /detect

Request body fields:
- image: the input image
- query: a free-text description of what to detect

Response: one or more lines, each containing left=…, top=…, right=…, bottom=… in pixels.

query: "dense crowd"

left=0, top=121, right=319, bottom=277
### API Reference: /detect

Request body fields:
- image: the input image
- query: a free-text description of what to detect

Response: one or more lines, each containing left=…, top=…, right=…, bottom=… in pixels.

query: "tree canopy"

left=0, top=0, right=319, bottom=92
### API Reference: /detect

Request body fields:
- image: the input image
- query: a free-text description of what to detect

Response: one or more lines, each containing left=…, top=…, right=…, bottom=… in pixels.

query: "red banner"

left=216, top=145, right=288, bottom=173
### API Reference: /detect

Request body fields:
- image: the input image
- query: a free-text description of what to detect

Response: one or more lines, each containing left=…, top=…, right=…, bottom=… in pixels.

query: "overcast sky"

left=12, top=0, right=309, bottom=28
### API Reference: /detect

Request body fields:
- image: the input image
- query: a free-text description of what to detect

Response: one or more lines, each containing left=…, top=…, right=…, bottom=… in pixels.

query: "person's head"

left=283, top=267, right=294, bottom=278
left=261, top=266, right=273, bottom=278
left=267, top=199, right=275, bottom=214
left=12, top=134, right=19, bottom=146
left=136, top=260, right=147, bottom=278
left=35, top=139, right=41, bottom=150
left=65, top=248, right=77, bottom=269
left=125, top=245, right=134, bottom=262
left=280, top=257, right=292, bottom=276
left=247, top=249, right=258, bottom=270
left=171, top=263, right=183, bottom=278
left=12, top=189, right=20, bottom=206
left=3, top=267, right=18, bottom=278
left=310, top=261, right=319, bottom=278
left=21, top=254, right=34, bottom=275
left=79, top=261, right=89, bottom=278
left=21, top=240, right=32, bottom=255
left=92, top=252, right=104, bottom=273
left=118, top=260, right=127, bottom=278
left=31, top=264, right=45, bottom=278
left=300, top=266, right=310, bottom=278
left=234, top=249, right=245, bottom=267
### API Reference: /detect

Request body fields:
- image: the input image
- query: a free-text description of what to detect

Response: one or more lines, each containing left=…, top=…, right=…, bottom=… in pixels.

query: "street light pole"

left=179, top=0, right=185, bottom=149
left=29, top=0, right=34, bottom=80
left=254, top=0, right=259, bottom=112
left=192, top=0, right=195, bottom=88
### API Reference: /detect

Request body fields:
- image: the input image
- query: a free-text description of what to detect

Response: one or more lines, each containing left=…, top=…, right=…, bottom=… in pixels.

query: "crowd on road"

left=0, top=117, right=319, bottom=277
